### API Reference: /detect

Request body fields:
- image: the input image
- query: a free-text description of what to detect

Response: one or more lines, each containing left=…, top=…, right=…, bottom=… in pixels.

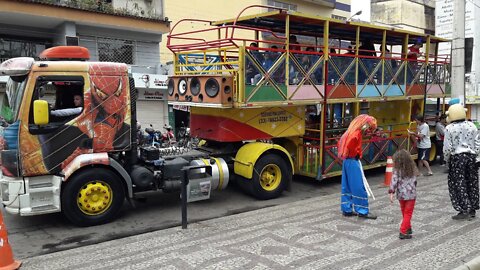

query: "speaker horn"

left=190, top=77, right=201, bottom=96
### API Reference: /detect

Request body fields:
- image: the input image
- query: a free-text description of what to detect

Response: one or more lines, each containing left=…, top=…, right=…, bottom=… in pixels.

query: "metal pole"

left=181, top=169, right=188, bottom=229
left=452, top=0, right=466, bottom=104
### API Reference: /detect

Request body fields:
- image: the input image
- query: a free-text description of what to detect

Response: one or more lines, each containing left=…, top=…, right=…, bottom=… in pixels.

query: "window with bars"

left=267, top=0, right=297, bottom=11
left=97, top=37, right=135, bottom=64
left=0, top=37, right=49, bottom=62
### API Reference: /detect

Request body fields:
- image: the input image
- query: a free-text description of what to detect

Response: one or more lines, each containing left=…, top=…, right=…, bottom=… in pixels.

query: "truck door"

left=88, top=64, right=131, bottom=153
left=19, top=73, right=93, bottom=176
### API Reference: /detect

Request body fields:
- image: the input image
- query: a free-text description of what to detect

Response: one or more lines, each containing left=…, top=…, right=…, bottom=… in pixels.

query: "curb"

left=454, top=256, right=480, bottom=270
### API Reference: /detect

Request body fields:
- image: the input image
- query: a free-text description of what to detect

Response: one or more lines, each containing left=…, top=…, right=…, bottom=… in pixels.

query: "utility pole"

left=475, top=0, right=480, bottom=100
left=452, top=0, right=466, bottom=104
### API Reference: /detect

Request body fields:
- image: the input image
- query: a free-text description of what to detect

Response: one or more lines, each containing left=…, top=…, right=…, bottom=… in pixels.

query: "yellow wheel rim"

left=77, top=181, right=113, bottom=216
left=259, top=164, right=282, bottom=191
left=429, top=143, right=436, bottom=162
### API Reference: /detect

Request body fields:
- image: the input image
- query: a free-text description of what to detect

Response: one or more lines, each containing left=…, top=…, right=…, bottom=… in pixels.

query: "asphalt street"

left=16, top=164, right=480, bottom=270
left=3, top=163, right=346, bottom=259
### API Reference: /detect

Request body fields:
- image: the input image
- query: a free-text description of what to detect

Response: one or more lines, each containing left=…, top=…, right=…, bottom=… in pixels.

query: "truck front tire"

left=61, top=168, right=125, bottom=226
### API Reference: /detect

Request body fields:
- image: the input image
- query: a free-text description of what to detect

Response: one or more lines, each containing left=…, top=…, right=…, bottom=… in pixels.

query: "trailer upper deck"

left=166, top=6, right=450, bottom=109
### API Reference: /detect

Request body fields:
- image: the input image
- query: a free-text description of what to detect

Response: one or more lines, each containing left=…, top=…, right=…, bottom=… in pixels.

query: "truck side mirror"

left=33, top=100, right=49, bottom=125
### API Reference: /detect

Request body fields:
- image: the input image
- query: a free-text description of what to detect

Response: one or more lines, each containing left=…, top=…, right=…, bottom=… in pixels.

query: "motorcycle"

left=144, top=124, right=177, bottom=148
left=177, top=121, right=190, bottom=148
left=177, top=121, right=199, bottom=148
left=161, top=124, right=176, bottom=147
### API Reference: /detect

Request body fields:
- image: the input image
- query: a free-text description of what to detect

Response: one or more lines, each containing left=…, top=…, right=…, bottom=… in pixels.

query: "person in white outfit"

left=409, top=115, right=433, bottom=176
left=444, top=104, right=480, bottom=220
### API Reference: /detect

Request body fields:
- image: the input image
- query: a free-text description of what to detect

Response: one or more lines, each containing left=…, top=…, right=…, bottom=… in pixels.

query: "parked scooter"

left=144, top=124, right=162, bottom=148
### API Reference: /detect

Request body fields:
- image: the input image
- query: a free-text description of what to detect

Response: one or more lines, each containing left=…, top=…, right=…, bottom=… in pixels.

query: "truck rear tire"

left=248, top=154, right=289, bottom=200
left=61, top=168, right=125, bottom=226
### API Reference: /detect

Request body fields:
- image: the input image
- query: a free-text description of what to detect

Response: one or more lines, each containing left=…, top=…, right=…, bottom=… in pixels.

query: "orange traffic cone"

left=0, top=210, right=21, bottom=270
left=384, top=156, right=393, bottom=187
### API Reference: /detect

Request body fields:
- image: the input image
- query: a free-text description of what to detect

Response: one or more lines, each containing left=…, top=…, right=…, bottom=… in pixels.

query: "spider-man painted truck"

left=0, top=46, right=296, bottom=226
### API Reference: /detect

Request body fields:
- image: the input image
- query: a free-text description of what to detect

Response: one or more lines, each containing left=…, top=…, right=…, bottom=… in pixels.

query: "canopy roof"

left=212, top=10, right=449, bottom=45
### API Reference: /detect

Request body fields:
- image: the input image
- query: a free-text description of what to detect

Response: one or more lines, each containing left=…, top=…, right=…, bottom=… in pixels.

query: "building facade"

left=0, top=0, right=170, bottom=129
left=371, top=0, right=435, bottom=34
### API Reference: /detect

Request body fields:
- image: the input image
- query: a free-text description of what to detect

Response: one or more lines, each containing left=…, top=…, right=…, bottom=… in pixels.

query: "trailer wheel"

left=61, top=168, right=125, bottom=226
left=250, top=154, right=290, bottom=200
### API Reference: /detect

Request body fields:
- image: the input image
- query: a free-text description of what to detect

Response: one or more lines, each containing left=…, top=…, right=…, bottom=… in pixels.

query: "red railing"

left=299, top=128, right=416, bottom=176
left=167, top=6, right=287, bottom=53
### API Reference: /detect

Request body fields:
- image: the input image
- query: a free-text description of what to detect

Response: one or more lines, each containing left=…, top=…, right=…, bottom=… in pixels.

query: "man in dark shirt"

left=358, top=40, right=377, bottom=83
left=359, top=40, right=376, bottom=57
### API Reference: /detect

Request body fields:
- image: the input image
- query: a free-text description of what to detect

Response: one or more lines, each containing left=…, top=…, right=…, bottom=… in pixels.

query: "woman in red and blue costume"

left=338, top=114, right=378, bottom=219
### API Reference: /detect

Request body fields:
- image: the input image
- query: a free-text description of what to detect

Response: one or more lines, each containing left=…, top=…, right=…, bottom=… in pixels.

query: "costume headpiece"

left=446, top=103, right=467, bottom=123
left=337, top=114, right=377, bottom=159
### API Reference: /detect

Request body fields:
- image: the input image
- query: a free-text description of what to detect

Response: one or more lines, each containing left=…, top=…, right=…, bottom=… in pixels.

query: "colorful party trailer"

left=166, top=4, right=451, bottom=189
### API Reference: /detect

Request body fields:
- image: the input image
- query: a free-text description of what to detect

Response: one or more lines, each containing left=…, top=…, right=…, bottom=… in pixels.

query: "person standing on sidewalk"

left=408, top=115, right=433, bottom=176
left=444, top=104, right=480, bottom=220
left=435, top=114, right=447, bottom=166
left=389, top=149, right=418, bottom=240
left=338, top=114, right=378, bottom=219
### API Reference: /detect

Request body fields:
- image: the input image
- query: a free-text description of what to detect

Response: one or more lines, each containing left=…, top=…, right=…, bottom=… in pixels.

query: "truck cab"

left=0, top=46, right=228, bottom=226
left=0, top=47, right=133, bottom=223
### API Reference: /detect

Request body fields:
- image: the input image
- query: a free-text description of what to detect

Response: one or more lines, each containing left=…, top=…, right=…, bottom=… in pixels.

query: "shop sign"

left=173, top=105, right=190, bottom=112
left=132, top=73, right=168, bottom=89
left=466, top=96, right=480, bottom=104
left=138, top=89, right=166, bottom=100
left=133, top=73, right=168, bottom=101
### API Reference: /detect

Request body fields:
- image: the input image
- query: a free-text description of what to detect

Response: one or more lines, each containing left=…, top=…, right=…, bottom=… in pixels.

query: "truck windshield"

left=1, top=76, right=27, bottom=124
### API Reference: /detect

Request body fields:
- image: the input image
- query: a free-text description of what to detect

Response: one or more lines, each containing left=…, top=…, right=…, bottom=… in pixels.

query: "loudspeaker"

left=167, top=75, right=233, bottom=106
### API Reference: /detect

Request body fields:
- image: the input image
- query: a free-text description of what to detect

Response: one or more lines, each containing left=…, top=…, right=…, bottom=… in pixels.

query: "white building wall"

left=371, top=0, right=435, bottom=33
